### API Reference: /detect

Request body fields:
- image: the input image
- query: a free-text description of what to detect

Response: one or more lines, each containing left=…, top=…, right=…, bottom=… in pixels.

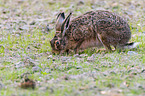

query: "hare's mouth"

left=51, top=49, right=60, bottom=55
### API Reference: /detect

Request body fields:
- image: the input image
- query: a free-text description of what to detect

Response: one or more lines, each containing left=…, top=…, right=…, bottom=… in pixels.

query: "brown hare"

left=50, top=10, right=139, bottom=54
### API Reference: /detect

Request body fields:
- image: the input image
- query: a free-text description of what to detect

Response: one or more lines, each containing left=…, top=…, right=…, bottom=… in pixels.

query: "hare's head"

left=50, top=12, right=72, bottom=54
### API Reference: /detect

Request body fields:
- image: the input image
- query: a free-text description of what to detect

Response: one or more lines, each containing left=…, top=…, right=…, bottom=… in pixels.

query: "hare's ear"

left=56, top=12, right=65, bottom=31
left=61, top=12, right=72, bottom=36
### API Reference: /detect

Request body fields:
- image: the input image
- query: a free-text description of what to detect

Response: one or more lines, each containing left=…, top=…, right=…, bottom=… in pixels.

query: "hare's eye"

left=55, top=40, right=60, bottom=45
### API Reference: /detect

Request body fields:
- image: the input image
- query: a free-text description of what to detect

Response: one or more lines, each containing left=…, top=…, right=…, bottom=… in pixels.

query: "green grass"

left=0, top=0, right=145, bottom=96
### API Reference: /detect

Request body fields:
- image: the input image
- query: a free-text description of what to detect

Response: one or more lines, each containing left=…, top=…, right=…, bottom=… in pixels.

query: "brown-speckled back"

left=50, top=10, right=132, bottom=54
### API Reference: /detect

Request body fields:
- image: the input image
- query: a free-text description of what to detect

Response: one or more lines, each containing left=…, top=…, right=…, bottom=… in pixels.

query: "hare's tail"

left=123, top=42, right=141, bottom=49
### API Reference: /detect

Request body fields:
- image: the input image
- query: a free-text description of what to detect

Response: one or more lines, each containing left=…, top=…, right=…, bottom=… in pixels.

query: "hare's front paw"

left=60, top=49, right=74, bottom=55
left=96, top=49, right=115, bottom=53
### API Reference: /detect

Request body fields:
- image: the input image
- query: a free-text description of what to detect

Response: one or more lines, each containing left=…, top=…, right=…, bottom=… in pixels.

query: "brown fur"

left=50, top=10, right=132, bottom=54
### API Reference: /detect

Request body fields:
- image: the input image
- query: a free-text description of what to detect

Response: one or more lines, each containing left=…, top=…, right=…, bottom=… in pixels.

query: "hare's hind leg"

left=97, top=34, right=112, bottom=53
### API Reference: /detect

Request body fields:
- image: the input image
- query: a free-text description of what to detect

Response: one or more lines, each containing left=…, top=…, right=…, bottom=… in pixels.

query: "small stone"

left=33, top=43, right=41, bottom=49
left=62, top=61, right=67, bottom=64
left=84, top=62, right=90, bottom=65
left=87, top=54, right=96, bottom=62
left=107, top=83, right=115, bottom=88
left=74, top=54, right=81, bottom=58
left=110, top=71, right=116, bottom=74
left=32, top=66, right=42, bottom=72
left=61, top=56, right=70, bottom=64
left=19, top=25, right=29, bottom=30
left=141, top=69, right=145, bottom=73
left=0, top=45, right=4, bottom=49
left=2, top=9, right=9, bottom=14
left=79, top=54, right=88, bottom=57
left=134, top=83, right=145, bottom=89
left=44, top=67, right=51, bottom=73
left=17, top=0, right=25, bottom=3
left=0, top=82, right=3, bottom=89
left=15, top=61, right=25, bottom=68
left=44, top=75, right=50, bottom=81
left=61, top=56, right=68, bottom=61
left=94, top=67, right=99, bottom=71
left=76, top=66, right=82, bottom=69
left=47, top=0, right=55, bottom=5
left=129, top=4, right=135, bottom=10
left=63, top=75, right=70, bottom=80
left=24, top=57, right=36, bottom=67
left=77, top=0, right=84, bottom=5
left=49, top=87, right=54, bottom=93
left=45, top=24, right=52, bottom=32
left=29, top=21, right=36, bottom=25
left=127, top=51, right=138, bottom=55
left=87, top=57, right=94, bottom=62
left=102, top=72, right=108, bottom=76
left=39, top=86, right=48, bottom=91
left=131, top=72, right=138, bottom=75
left=112, top=2, right=118, bottom=7
left=47, top=55, right=53, bottom=59
left=143, top=31, right=145, bottom=35
left=124, top=11, right=133, bottom=16
left=20, top=72, right=30, bottom=78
